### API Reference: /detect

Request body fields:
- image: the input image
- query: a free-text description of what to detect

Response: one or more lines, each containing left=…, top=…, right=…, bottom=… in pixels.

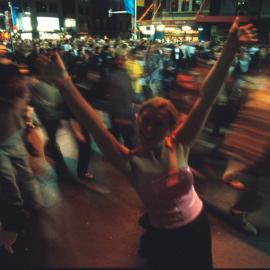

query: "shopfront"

left=139, top=19, right=199, bottom=42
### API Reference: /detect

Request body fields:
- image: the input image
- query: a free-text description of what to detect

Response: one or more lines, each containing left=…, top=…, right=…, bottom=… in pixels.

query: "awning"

left=195, top=15, right=257, bottom=23
left=139, top=18, right=196, bottom=26
left=139, top=15, right=258, bottom=26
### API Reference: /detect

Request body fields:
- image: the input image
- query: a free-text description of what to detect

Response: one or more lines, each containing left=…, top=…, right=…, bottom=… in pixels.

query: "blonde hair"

left=138, top=97, right=179, bottom=130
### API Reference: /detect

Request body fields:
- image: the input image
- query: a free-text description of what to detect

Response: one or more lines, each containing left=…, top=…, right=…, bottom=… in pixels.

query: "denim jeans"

left=0, top=130, right=36, bottom=208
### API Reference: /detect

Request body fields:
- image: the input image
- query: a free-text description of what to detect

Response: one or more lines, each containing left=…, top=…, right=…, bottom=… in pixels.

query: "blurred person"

left=105, top=51, right=137, bottom=149
left=126, top=48, right=145, bottom=103
left=222, top=75, right=270, bottom=236
left=161, top=47, right=176, bottom=97
left=144, top=43, right=163, bottom=98
left=28, top=55, right=94, bottom=184
left=36, top=17, right=257, bottom=268
left=172, top=43, right=184, bottom=72
left=233, top=49, right=251, bottom=75
left=0, top=59, right=40, bottom=231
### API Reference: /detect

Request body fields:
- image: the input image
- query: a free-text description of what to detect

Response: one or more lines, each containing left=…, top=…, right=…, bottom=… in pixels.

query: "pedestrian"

left=105, top=50, right=137, bottom=149
left=222, top=75, right=270, bottom=236
left=28, top=54, right=94, bottom=184
left=0, top=59, right=39, bottom=231
left=36, top=17, right=257, bottom=269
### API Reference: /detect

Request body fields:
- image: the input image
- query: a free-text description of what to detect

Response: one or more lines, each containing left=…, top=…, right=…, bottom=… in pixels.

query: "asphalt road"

left=2, top=122, right=269, bottom=268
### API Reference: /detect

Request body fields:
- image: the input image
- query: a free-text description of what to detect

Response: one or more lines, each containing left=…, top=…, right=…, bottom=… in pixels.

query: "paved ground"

left=1, top=122, right=270, bottom=268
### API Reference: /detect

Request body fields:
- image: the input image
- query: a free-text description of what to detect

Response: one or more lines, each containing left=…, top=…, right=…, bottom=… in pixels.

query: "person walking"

left=0, top=59, right=39, bottom=231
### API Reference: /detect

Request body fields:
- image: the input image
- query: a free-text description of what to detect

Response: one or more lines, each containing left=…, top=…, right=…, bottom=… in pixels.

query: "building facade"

left=0, top=0, right=152, bottom=40
left=1, top=1, right=269, bottom=42
left=139, top=0, right=270, bottom=43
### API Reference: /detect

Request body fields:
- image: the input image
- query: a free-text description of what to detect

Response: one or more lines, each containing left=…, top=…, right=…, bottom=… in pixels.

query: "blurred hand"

left=229, top=16, right=258, bottom=45
left=36, top=52, right=69, bottom=84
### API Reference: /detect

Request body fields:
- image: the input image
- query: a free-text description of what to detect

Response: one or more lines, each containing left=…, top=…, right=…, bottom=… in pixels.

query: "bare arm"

left=38, top=53, right=129, bottom=171
left=173, top=17, right=257, bottom=147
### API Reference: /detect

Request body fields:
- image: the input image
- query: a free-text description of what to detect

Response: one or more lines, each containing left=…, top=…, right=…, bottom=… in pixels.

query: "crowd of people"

left=0, top=16, right=267, bottom=267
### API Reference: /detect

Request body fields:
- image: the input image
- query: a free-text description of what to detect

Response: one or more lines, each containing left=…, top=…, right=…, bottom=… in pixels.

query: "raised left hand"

left=229, top=17, right=258, bottom=45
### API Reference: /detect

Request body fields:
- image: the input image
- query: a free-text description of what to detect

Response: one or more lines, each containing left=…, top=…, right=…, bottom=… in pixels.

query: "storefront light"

left=182, top=25, right=191, bottom=31
left=21, top=32, right=32, bottom=40
left=165, top=27, right=176, bottom=32
left=198, top=27, right=204, bottom=31
left=21, top=16, right=32, bottom=31
left=139, top=25, right=155, bottom=35
left=64, top=18, right=76, bottom=28
left=39, top=32, right=61, bottom=40
left=156, top=25, right=165, bottom=32
left=37, top=17, right=60, bottom=32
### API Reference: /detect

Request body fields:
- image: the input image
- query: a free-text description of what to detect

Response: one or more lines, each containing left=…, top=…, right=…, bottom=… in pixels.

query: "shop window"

left=171, top=0, right=179, bottom=12
left=192, top=0, right=201, bottom=11
left=181, top=0, right=190, bottom=12
left=36, top=1, right=47, bottom=12
left=48, top=2, right=58, bottom=13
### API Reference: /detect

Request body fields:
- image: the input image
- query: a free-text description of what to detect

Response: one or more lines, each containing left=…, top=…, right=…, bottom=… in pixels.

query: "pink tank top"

left=134, top=167, right=203, bottom=229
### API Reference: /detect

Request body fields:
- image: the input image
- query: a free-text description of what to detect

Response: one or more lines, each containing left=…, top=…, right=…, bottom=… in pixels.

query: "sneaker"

left=230, top=210, right=258, bottom=236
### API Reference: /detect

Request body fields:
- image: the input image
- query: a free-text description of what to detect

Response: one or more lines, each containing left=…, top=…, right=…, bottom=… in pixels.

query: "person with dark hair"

left=0, top=59, right=38, bottom=231
left=36, top=18, right=257, bottom=268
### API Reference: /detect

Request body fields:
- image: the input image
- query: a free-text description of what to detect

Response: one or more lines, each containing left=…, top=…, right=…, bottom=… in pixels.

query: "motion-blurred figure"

left=222, top=75, right=270, bottom=235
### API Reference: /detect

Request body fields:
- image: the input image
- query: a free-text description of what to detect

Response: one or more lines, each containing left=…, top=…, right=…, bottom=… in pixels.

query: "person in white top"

left=35, top=17, right=257, bottom=269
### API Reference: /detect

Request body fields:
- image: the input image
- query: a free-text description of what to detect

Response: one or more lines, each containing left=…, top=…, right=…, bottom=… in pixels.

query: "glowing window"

left=37, top=17, right=60, bottom=31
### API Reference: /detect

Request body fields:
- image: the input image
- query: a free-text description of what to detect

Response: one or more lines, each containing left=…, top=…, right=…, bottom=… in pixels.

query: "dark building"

left=1, top=0, right=269, bottom=42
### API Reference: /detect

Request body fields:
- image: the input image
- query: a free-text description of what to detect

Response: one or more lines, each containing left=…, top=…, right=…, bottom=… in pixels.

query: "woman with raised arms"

left=36, top=17, right=257, bottom=269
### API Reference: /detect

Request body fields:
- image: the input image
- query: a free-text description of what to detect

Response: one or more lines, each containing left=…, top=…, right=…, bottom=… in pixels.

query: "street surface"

left=1, top=122, right=269, bottom=268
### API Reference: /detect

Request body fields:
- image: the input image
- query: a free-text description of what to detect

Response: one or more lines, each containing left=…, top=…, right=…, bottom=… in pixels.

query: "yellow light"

left=165, top=27, right=176, bottom=32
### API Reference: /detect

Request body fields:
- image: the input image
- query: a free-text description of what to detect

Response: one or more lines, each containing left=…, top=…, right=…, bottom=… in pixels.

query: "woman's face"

left=137, top=107, right=171, bottom=147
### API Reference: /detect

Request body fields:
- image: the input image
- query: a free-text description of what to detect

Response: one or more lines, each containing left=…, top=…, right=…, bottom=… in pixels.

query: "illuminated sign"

left=39, top=32, right=61, bottom=39
left=64, top=18, right=76, bottom=28
left=21, top=32, right=33, bottom=40
left=139, top=25, right=155, bottom=35
left=37, top=17, right=60, bottom=32
left=21, top=16, right=32, bottom=31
